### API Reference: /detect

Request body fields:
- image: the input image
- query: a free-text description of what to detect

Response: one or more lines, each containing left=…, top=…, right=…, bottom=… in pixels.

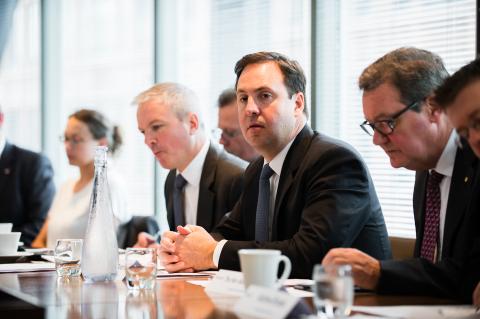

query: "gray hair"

left=359, top=47, right=449, bottom=107
left=133, top=82, right=204, bottom=127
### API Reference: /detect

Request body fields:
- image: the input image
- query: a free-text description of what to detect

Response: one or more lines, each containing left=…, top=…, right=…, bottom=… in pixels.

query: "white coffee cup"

left=0, top=232, right=21, bottom=255
left=0, top=223, right=13, bottom=233
left=238, top=249, right=291, bottom=289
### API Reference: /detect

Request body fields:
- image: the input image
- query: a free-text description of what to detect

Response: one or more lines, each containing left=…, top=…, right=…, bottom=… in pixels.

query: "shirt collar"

left=264, top=125, right=304, bottom=176
left=177, top=139, right=210, bottom=187
left=433, top=130, right=457, bottom=178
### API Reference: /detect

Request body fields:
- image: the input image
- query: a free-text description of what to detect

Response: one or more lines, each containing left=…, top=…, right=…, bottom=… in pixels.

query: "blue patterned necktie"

left=173, top=174, right=188, bottom=227
left=420, top=170, right=444, bottom=262
left=255, top=164, right=275, bottom=241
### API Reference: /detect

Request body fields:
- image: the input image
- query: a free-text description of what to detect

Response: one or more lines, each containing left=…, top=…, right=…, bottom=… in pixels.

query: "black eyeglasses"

left=360, top=100, right=422, bottom=136
left=212, top=128, right=241, bottom=139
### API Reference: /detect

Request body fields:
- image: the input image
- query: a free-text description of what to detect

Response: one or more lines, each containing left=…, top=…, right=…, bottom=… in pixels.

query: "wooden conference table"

left=0, top=271, right=459, bottom=319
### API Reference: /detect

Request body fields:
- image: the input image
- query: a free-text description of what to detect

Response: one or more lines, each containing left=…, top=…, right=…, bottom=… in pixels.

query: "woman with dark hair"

left=32, top=109, right=131, bottom=248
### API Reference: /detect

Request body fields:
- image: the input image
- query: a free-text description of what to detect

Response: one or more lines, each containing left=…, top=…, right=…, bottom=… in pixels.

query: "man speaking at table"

left=158, top=51, right=391, bottom=278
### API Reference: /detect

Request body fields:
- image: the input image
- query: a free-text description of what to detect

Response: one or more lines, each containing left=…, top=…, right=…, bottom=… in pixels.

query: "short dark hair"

left=70, top=109, right=123, bottom=155
left=218, top=88, right=237, bottom=108
left=359, top=47, right=449, bottom=109
left=434, top=58, right=480, bottom=109
left=234, top=51, right=308, bottom=117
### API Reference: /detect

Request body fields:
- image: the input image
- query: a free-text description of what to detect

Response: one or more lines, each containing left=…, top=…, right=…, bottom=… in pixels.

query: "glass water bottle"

left=82, top=146, right=119, bottom=282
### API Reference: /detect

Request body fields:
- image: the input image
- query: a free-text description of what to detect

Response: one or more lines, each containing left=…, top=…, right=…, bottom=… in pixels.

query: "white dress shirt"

left=0, top=134, right=6, bottom=158
left=432, top=130, right=457, bottom=261
left=177, top=140, right=210, bottom=226
left=212, top=127, right=303, bottom=267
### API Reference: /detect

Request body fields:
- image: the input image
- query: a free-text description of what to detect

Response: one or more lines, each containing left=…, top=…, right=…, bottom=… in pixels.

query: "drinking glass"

left=125, top=248, right=157, bottom=290
left=312, top=264, right=353, bottom=318
left=54, top=239, right=83, bottom=277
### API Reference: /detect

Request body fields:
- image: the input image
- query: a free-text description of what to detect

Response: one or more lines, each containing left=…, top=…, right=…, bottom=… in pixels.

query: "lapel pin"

left=3, top=168, right=10, bottom=175
left=464, top=176, right=469, bottom=183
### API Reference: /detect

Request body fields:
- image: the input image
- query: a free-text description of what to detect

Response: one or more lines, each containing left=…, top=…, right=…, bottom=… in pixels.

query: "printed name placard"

left=233, top=285, right=299, bottom=319
left=205, top=269, right=245, bottom=296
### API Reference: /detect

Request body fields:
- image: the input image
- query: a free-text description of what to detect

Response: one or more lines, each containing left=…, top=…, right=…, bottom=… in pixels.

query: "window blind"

left=315, top=0, right=476, bottom=238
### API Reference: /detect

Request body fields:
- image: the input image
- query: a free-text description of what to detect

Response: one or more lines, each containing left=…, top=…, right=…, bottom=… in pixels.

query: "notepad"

left=0, top=262, right=55, bottom=273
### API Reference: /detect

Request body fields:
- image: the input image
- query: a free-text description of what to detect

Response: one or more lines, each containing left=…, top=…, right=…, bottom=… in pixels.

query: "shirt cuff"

left=213, top=239, right=228, bottom=268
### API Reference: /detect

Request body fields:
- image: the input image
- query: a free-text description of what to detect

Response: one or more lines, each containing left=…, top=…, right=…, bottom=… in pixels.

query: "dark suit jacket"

left=377, top=141, right=479, bottom=299
left=0, top=142, right=55, bottom=246
left=213, top=125, right=392, bottom=278
left=164, top=143, right=247, bottom=232
left=459, top=167, right=480, bottom=302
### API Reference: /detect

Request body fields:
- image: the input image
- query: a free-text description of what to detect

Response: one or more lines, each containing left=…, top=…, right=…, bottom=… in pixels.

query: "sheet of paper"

left=352, top=305, right=479, bottom=319
left=233, top=285, right=299, bottom=319
left=156, top=270, right=216, bottom=278
left=0, top=262, right=55, bottom=273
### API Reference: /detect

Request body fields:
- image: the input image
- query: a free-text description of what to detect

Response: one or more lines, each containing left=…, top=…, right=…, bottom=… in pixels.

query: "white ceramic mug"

left=0, top=223, right=13, bottom=233
left=238, top=249, right=291, bottom=289
left=0, top=232, right=21, bottom=255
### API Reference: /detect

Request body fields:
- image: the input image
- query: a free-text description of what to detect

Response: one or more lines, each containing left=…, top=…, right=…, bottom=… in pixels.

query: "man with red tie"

left=323, top=47, right=479, bottom=301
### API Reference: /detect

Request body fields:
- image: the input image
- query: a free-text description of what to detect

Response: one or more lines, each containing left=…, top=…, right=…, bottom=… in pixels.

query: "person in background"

left=433, top=57, right=480, bottom=304
left=0, top=104, right=55, bottom=247
left=32, top=109, right=131, bottom=248
left=217, top=88, right=258, bottom=162
left=158, top=51, right=391, bottom=278
left=323, top=47, right=479, bottom=301
left=134, top=83, right=246, bottom=247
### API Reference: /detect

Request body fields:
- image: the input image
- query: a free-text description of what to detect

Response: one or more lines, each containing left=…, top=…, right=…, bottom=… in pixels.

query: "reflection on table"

left=0, top=271, right=461, bottom=319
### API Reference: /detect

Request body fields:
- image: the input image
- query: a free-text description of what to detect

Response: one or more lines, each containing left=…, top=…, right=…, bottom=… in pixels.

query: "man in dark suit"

left=0, top=106, right=55, bottom=246
left=323, top=47, right=479, bottom=300
left=433, top=57, right=480, bottom=303
left=158, top=52, right=391, bottom=278
left=134, top=83, right=246, bottom=244
left=163, top=143, right=245, bottom=232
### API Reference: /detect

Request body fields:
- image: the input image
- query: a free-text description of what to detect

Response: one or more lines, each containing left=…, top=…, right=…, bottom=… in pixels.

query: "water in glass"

left=55, top=239, right=83, bottom=277
left=312, top=264, right=353, bottom=318
left=126, top=248, right=157, bottom=290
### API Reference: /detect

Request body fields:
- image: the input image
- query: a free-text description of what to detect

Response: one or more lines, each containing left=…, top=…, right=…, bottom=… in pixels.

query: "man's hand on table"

left=159, top=225, right=218, bottom=273
left=322, top=248, right=381, bottom=290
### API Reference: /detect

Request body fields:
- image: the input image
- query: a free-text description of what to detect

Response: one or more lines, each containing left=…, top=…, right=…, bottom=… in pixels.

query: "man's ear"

left=293, top=92, right=305, bottom=116
left=188, top=112, right=199, bottom=134
left=425, top=96, right=443, bottom=123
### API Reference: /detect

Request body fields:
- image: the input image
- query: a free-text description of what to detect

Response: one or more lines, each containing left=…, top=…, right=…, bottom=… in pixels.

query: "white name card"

left=233, top=285, right=299, bottom=319
left=205, top=269, right=245, bottom=296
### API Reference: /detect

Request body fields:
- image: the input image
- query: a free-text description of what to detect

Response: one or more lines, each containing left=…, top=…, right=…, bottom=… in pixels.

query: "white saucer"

left=24, top=248, right=53, bottom=254
left=0, top=251, right=33, bottom=257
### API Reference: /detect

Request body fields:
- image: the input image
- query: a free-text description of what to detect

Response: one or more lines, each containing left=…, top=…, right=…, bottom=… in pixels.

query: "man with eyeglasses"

left=434, top=57, right=480, bottom=305
left=0, top=104, right=55, bottom=246
left=217, top=88, right=258, bottom=162
left=323, top=47, right=479, bottom=301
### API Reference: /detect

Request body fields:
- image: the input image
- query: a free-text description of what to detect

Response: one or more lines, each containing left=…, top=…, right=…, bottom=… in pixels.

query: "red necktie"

left=420, top=170, right=444, bottom=262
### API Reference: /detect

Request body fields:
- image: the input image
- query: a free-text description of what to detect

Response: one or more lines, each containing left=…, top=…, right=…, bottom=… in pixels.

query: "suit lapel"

left=196, top=145, right=217, bottom=230
left=442, top=144, right=478, bottom=254
left=413, top=171, right=428, bottom=255
left=271, top=126, right=314, bottom=240
left=0, top=143, right=14, bottom=197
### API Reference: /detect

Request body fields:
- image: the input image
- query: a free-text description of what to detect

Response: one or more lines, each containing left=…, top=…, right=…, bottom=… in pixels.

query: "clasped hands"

left=136, top=225, right=218, bottom=273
